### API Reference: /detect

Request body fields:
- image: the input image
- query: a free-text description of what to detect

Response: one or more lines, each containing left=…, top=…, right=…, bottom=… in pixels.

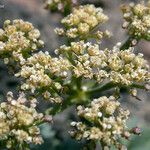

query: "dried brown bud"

left=43, top=115, right=53, bottom=123
left=131, top=127, right=141, bottom=135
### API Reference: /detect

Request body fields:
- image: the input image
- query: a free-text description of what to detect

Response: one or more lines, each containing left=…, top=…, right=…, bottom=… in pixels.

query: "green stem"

left=120, top=37, right=133, bottom=50
left=120, top=37, right=139, bottom=50
left=46, top=76, right=84, bottom=115
left=86, top=82, right=145, bottom=98
left=84, top=141, right=96, bottom=150
left=131, top=83, right=145, bottom=89
left=86, top=82, right=118, bottom=95
left=100, top=144, right=105, bottom=150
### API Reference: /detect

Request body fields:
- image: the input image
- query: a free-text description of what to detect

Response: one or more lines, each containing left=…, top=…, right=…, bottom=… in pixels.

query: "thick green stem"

left=86, top=82, right=145, bottom=98
left=86, top=82, right=118, bottom=95
left=47, top=77, right=83, bottom=115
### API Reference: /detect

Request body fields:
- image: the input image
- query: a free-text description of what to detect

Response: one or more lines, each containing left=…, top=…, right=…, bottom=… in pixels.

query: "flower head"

left=121, top=1, right=150, bottom=40
left=44, top=0, right=78, bottom=13
left=16, top=51, right=71, bottom=103
left=0, top=92, right=44, bottom=149
left=70, top=96, right=135, bottom=149
left=55, top=5, right=109, bottom=40
left=0, top=19, right=44, bottom=65
left=57, top=41, right=150, bottom=86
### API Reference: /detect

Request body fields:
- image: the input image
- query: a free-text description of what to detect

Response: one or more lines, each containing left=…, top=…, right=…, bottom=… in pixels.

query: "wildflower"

left=70, top=96, right=134, bottom=149
left=121, top=1, right=150, bottom=40
left=16, top=51, right=71, bottom=103
left=44, top=0, right=78, bottom=13
left=0, top=19, right=44, bottom=65
left=0, top=92, right=44, bottom=149
left=57, top=41, right=150, bottom=86
left=55, top=5, right=109, bottom=40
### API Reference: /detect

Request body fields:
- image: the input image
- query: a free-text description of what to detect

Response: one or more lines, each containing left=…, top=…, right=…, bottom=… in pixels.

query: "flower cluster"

left=57, top=41, right=150, bottom=86
left=15, top=51, right=71, bottom=103
left=55, top=5, right=110, bottom=40
left=44, top=0, right=78, bottom=13
left=106, top=45, right=150, bottom=86
left=70, top=96, right=135, bottom=149
left=0, top=92, right=44, bottom=149
left=121, top=1, right=150, bottom=40
left=0, top=19, right=44, bottom=65
left=0, top=0, right=149, bottom=149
